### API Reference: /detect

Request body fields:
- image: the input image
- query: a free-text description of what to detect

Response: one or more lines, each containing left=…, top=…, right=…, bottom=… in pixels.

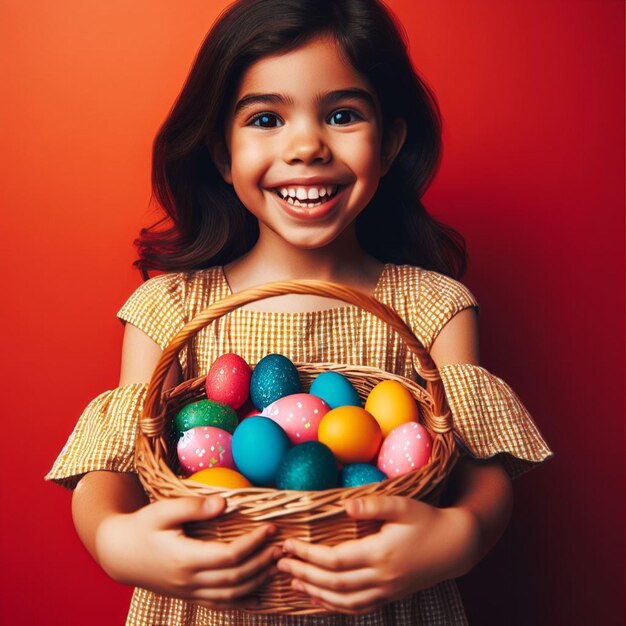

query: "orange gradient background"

left=1, top=1, right=623, bottom=624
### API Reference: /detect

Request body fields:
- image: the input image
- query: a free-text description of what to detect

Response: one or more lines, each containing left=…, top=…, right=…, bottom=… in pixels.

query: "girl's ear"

left=211, top=141, right=233, bottom=184
left=380, top=118, right=407, bottom=176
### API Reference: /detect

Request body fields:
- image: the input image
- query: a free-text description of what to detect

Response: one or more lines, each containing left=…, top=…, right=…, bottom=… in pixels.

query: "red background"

left=1, top=1, right=623, bottom=624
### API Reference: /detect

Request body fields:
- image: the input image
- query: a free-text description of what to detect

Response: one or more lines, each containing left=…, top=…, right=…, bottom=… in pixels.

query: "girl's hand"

left=96, top=495, right=281, bottom=610
left=276, top=495, right=479, bottom=615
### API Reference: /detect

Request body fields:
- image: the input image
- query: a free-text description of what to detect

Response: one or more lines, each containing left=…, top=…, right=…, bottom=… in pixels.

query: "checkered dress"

left=47, top=264, right=552, bottom=626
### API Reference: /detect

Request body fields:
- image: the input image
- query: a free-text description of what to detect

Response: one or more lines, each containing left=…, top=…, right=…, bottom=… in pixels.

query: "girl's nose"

left=282, top=125, right=331, bottom=165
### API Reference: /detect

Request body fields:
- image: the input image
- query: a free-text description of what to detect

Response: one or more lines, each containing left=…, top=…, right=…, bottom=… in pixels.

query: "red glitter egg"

left=205, top=353, right=252, bottom=410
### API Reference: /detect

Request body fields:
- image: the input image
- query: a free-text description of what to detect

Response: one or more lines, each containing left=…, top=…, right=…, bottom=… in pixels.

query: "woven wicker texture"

left=135, top=280, right=459, bottom=615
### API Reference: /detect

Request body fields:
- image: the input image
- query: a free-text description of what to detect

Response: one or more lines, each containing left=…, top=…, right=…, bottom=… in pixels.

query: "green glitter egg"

left=250, top=353, right=301, bottom=411
left=275, top=441, right=338, bottom=491
left=175, top=399, right=238, bottom=435
left=339, top=463, right=387, bottom=488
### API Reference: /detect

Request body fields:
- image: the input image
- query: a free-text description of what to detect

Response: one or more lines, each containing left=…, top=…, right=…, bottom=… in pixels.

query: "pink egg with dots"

left=177, top=426, right=235, bottom=475
left=261, top=393, right=330, bottom=445
left=377, top=422, right=432, bottom=477
left=205, top=353, right=252, bottom=410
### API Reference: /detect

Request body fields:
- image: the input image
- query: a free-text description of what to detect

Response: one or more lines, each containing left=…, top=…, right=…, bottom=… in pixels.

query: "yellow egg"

left=364, top=380, right=420, bottom=437
left=187, top=467, right=252, bottom=488
left=318, top=406, right=382, bottom=464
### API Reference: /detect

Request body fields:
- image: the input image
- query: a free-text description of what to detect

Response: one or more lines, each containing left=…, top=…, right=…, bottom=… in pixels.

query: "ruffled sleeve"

left=117, top=272, right=186, bottom=350
left=411, top=269, right=480, bottom=351
left=439, top=363, right=553, bottom=478
left=45, top=384, right=148, bottom=489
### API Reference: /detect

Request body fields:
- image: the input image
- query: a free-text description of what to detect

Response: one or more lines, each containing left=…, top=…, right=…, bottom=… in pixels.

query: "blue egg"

left=250, top=353, right=301, bottom=411
left=309, top=371, right=362, bottom=409
left=275, top=442, right=338, bottom=491
left=339, top=463, right=387, bottom=488
left=232, top=416, right=291, bottom=486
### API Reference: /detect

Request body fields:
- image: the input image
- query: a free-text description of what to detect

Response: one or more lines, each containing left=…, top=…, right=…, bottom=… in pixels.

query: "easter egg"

left=377, top=421, right=432, bottom=477
left=261, top=393, right=330, bottom=444
left=231, top=416, right=291, bottom=486
left=174, top=399, right=238, bottom=435
left=317, top=406, right=383, bottom=465
left=339, top=463, right=387, bottom=488
left=364, top=380, right=420, bottom=437
left=205, top=353, right=252, bottom=410
left=177, top=426, right=235, bottom=475
left=250, top=353, right=301, bottom=411
left=275, top=442, right=338, bottom=491
left=309, top=371, right=361, bottom=409
left=187, top=467, right=252, bottom=488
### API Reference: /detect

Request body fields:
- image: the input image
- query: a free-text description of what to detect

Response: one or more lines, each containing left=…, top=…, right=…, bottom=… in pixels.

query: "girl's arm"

left=70, top=324, right=281, bottom=609
left=276, top=308, right=514, bottom=614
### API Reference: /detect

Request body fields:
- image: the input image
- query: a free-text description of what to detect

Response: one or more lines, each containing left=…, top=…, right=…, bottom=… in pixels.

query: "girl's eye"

left=250, top=113, right=282, bottom=128
left=328, top=109, right=361, bottom=125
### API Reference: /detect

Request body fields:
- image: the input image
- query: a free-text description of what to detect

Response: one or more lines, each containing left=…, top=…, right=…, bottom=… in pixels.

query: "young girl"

left=47, top=0, right=552, bottom=624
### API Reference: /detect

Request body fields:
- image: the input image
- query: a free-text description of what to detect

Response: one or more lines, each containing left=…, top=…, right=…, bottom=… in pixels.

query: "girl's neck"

left=227, top=224, right=379, bottom=285
left=223, top=224, right=385, bottom=312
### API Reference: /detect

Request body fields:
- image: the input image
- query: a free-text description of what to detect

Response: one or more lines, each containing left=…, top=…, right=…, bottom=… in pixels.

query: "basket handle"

left=141, top=279, right=447, bottom=438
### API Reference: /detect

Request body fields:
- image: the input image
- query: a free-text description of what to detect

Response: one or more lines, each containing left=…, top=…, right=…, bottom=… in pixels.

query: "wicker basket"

left=135, top=280, right=458, bottom=615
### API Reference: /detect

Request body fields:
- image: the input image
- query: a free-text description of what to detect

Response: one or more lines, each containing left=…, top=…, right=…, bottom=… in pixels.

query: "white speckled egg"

left=261, top=393, right=330, bottom=445
left=177, top=426, right=235, bottom=475
left=377, top=422, right=432, bottom=477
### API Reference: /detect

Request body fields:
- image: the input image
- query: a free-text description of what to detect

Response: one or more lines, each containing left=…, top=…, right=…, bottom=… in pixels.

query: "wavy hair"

left=135, top=0, right=467, bottom=279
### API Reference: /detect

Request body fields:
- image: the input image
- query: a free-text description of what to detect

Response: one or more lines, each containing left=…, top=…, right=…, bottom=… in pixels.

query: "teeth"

left=276, top=185, right=338, bottom=201
left=286, top=196, right=324, bottom=208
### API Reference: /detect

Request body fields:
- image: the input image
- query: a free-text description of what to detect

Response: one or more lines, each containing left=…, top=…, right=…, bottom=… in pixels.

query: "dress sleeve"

left=439, top=363, right=553, bottom=479
left=45, top=384, right=148, bottom=490
left=413, top=270, right=479, bottom=351
left=117, top=272, right=186, bottom=350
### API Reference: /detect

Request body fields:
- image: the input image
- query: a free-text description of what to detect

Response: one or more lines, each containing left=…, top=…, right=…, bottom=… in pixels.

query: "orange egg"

left=364, top=380, right=420, bottom=437
left=318, top=406, right=382, bottom=464
left=187, top=467, right=252, bottom=488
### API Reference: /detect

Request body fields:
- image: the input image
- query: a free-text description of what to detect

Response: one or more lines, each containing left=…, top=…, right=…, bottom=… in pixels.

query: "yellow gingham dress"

left=47, top=264, right=552, bottom=626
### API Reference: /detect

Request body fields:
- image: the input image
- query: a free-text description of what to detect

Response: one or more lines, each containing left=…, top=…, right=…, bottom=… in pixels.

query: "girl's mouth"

left=273, top=185, right=339, bottom=209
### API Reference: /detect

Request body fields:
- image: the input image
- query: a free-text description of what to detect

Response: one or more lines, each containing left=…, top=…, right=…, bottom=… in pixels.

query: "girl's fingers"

left=344, top=496, right=414, bottom=522
left=191, top=545, right=281, bottom=589
left=291, top=578, right=383, bottom=614
left=184, top=523, right=277, bottom=570
left=150, top=496, right=226, bottom=529
left=281, top=537, right=372, bottom=570
left=191, top=561, right=277, bottom=603
left=277, top=556, right=375, bottom=592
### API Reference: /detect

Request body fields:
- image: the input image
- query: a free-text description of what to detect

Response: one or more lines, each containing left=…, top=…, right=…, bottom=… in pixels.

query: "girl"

left=47, top=0, right=552, bottom=624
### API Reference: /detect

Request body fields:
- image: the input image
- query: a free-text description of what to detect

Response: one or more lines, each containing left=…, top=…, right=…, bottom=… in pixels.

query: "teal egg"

left=232, top=417, right=291, bottom=486
left=339, top=463, right=387, bottom=488
left=275, top=441, right=338, bottom=490
left=309, top=371, right=362, bottom=409
left=250, top=353, right=301, bottom=411
left=175, top=399, right=238, bottom=435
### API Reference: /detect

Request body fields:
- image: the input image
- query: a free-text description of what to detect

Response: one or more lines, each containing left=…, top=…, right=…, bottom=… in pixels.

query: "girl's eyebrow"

left=234, top=93, right=294, bottom=115
left=317, top=88, right=377, bottom=110
left=233, top=88, right=376, bottom=116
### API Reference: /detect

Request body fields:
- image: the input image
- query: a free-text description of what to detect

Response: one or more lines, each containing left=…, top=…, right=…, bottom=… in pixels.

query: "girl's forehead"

left=235, top=36, right=374, bottom=99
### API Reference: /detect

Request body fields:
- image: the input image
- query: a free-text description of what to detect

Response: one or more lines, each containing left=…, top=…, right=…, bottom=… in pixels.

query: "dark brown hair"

left=135, top=0, right=467, bottom=279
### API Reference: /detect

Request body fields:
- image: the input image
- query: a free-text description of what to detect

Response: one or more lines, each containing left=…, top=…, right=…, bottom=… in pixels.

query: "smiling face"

left=214, top=36, right=405, bottom=251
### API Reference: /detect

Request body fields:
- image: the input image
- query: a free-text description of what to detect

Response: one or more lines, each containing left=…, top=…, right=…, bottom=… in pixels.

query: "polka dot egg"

left=261, top=393, right=330, bottom=445
left=377, top=421, right=432, bottom=477
left=177, top=426, right=235, bottom=475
